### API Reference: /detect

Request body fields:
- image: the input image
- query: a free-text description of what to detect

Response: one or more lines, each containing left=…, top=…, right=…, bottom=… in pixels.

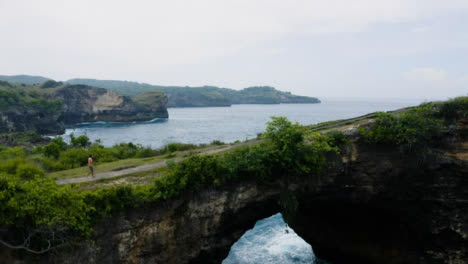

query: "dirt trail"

left=56, top=140, right=259, bottom=185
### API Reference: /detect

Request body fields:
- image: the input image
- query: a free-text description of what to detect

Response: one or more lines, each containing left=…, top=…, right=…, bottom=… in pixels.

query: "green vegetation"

left=359, top=97, right=468, bottom=152
left=40, top=80, right=63, bottom=89
left=1, top=96, right=464, bottom=255
left=66, top=78, right=320, bottom=107
left=133, top=90, right=166, bottom=107
left=0, top=117, right=341, bottom=254
left=0, top=83, right=62, bottom=113
left=0, top=132, right=49, bottom=147
left=438, top=97, right=468, bottom=121
left=0, top=75, right=51, bottom=85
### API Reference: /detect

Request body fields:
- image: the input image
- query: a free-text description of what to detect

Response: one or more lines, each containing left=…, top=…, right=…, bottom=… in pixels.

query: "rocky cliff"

left=5, top=119, right=466, bottom=264
left=52, top=85, right=168, bottom=124
left=0, top=83, right=168, bottom=135
left=0, top=108, right=64, bottom=134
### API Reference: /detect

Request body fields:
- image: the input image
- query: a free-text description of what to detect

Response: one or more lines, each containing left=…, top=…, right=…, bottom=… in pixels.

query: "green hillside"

left=67, top=78, right=320, bottom=107
left=0, top=75, right=321, bottom=107
left=0, top=75, right=51, bottom=85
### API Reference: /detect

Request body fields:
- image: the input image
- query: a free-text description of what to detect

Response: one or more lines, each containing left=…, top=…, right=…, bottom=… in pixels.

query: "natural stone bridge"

left=39, top=131, right=466, bottom=264
left=7, top=129, right=467, bottom=264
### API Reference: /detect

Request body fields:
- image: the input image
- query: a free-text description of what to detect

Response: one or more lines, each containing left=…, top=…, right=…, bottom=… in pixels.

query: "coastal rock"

left=52, top=85, right=168, bottom=124
left=0, top=107, right=64, bottom=134
left=2, top=123, right=467, bottom=264
left=0, top=84, right=168, bottom=135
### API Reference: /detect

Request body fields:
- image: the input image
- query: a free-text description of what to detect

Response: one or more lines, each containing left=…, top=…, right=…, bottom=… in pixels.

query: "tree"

left=70, top=135, right=91, bottom=148
left=43, top=143, right=61, bottom=159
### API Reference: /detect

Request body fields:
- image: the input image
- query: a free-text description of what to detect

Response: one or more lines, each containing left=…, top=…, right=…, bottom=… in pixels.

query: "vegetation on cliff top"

left=359, top=97, right=468, bottom=152
left=66, top=78, right=320, bottom=106
left=0, top=75, right=321, bottom=107
left=0, top=83, right=62, bottom=113
left=0, top=117, right=341, bottom=254
left=0, top=97, right=465, bottom=255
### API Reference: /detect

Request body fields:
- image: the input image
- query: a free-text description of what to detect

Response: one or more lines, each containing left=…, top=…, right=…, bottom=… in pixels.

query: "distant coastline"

left=0, top=75, right=321, bottom=107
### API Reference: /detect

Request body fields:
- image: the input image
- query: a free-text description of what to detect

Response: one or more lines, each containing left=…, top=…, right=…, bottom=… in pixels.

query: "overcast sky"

left=1, top=0, right=467, bottom=99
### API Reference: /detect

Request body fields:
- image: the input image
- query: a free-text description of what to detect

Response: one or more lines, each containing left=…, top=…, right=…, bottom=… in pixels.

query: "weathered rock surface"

left=0, top=84, right=168, bottom=135
left=0, top=108, right=64, bottom=134
left=53, top=85, right=168, bottom=124
left=3, top=122, right=467, bottom=264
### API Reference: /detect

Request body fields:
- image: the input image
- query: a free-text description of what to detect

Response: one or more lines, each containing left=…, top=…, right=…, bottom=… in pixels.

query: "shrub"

left=70, top=135, right=91, bottom=148
left=0, top=175, right=92, bottom=252
left=111, top=143, right=138, bottom=159
left=59, top=148, right=88, bottom=169
left=359, top=106, right=443, bottom=152
left=326, top=131, right=350, bottom=150
left=16, top=164, right=45, bottom=180
left=152, top=155, right=226, bottom=199
left=43, top=142, right=61, bottom=159
left=40, top=80, right=63, bottom=89
left=40, top=157, right=65, bottom=171
left=135, top=147, right=158, bottom=158
left=51, top=137, right=68, bottom=150
left=438, top=97, right=468, bottom=121
left=210, top=140, right=224, bottom=146
left=165, top=142, right=197, bottom=153
left=0, top=158, right=25, bottom=175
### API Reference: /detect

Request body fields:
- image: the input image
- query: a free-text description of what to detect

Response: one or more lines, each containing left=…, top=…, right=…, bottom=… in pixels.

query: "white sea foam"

left=223, top=213, right=315, bottom=264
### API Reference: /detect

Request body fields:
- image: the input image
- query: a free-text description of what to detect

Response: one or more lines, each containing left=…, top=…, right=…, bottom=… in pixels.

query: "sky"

left=0, top=0, right=467, bottom=99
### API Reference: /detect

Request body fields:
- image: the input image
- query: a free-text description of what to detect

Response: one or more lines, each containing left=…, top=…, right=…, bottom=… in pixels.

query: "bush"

left=0, top=175, right=92, bottom=252
left=40, top=80, right=63, bottom=89
left=51, top=137, right=68, bottom=150
left=70, top=135, right=91, bottom=148
left=210, top=140, right=225, bottom=146
left=83, top=185, right=151, bottom=220
left=359, top=106, right=443, bottom=152
left=40, top=157, right=65, bottom=171
left=164, top=142, right=197, bottom=153
left=438, top=97, right=468, bottom=121
left=135, top=147, right=158, bottom=158
left=326, top=131, right=350, bottom=151
left=111, top=143, right=139, bottom=159
left=59, top=148, right=89, bottom=169
left=43, top=142, right=61, bottom=159
left=16, top=164, right=45, bottom=180
left=0, top=158, right=25, bottom=175
left=152, top=155, right=225, bottom=200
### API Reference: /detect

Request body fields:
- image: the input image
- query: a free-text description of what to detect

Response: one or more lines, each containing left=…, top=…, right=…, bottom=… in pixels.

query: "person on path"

left=87, top=154, right=94, bottom=177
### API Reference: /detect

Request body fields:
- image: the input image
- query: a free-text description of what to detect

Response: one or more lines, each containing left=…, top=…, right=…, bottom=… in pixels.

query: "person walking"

left=87, top=154, right=94, bottom=177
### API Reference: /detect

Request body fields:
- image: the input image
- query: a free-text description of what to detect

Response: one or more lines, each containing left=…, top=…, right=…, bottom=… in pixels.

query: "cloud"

left=404, top=68, right=448, bottom=82
left=0, top=0, right=467, bottom=99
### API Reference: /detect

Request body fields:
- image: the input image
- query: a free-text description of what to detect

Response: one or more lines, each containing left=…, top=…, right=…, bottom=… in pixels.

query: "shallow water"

left=62, top=98, right=423, bottom=147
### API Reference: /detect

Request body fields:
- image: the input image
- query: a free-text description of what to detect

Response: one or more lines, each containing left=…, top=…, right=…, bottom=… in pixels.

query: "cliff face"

left=52, top=85, right=168, bottom=124
left=4, top=122, right=467, bottom=264
left=66, top=78, right=321, bottom=107
left=0, top=84, right=168, bottom=135
left=0, top=108, right=64, bottom=134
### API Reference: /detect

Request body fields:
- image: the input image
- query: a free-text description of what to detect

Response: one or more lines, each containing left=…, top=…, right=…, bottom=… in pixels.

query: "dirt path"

left=56, top=140, right=260, bottom=185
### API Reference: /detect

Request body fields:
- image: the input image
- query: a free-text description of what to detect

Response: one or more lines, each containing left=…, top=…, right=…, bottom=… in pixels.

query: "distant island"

left=0, top=75, right=320, bottom=107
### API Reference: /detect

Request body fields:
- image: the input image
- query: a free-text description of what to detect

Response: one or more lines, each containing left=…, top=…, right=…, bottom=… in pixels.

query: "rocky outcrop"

left=0, top=84, right=168, bottom=135
left=0, top=107, right=64, bottom=134
left=3, top=122, right=467, bottom=264
left=292, top=143, right=468, bottom=264
left=52, top=85, right=168, bottom=124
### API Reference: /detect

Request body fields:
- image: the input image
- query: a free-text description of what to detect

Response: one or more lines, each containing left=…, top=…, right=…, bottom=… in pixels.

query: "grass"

left=307, top=107, right=415, bottom=133
left=73, top=167, right=169, bottom=191
left=47, top=144, right=228, bottom=181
